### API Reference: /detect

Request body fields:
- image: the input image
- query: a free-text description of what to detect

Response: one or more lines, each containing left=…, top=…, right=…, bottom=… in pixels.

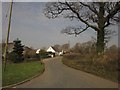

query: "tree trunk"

left=96, top=2, right=105, bottom=54
left=96, top=29, right=105, bottom=54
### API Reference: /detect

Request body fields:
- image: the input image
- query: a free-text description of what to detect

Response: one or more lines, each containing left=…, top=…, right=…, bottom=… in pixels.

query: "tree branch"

left=80, top=2, right=98, bottom=15
left=65, top=2, right=99, bottom=31
left=76, top=25, right=89, bottom=35
left=61, top=25, right=89, bottom=37
left=104, top=2, right=120, bottom=28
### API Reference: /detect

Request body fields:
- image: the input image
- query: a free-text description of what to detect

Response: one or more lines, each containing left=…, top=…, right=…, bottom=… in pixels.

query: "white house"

left=59, top=50, right=64, bottom=56
left=36, top=49, right=41, bottom=54
left=47, top=46, right=56, bottom=53
left=46, top=46, right=56, bottom=57
left=46, top=46, right=64, bottom=57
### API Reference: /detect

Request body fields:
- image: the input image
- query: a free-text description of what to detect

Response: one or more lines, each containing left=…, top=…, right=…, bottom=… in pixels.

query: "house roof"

left=47, top=46, right=56, bottom=53
left=52, top=46, right=61, bottom=52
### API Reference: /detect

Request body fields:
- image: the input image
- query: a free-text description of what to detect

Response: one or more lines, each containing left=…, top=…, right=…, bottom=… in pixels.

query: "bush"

left=24, top=50, right=36, bottom=59
left=63, top=53, right=82, bottom=60
left=39, top=50, right=51, bottom=59
left=8, top=52, right=24, bottom=63
left=40, top=53, right=49, bottom=59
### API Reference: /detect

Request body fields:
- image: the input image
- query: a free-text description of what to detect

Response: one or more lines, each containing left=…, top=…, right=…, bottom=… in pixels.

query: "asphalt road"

left=16, top=57, right=118, bottom=88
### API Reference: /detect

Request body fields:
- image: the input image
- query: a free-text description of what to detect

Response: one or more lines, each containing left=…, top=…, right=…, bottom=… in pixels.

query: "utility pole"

left=3, top=1, right=13, bottom=71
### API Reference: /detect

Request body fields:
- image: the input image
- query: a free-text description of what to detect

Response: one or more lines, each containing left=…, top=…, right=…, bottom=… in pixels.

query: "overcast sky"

left=2, top=2, right=118, bottom=49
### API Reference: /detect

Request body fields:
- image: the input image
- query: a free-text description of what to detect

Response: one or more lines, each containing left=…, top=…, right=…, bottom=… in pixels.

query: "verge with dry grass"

left=62, top=53, right=119, bottom=82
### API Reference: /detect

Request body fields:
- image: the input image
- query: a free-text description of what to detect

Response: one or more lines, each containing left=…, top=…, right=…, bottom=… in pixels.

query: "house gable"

left=47, top=46, right=56, bottom=53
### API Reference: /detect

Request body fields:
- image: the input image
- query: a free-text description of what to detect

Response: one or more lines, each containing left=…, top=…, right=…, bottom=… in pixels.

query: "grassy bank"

left=2, top=61, right=44, bottom=86
left=62, top=53, right=119, bottom=82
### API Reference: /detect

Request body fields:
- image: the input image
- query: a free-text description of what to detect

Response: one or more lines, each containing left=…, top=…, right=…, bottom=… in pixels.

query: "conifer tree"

left=12, top=38, right=24, bottom=63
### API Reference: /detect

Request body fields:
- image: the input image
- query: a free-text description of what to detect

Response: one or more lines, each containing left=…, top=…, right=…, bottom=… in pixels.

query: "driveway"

left=16, top=57, right=118, bottom=88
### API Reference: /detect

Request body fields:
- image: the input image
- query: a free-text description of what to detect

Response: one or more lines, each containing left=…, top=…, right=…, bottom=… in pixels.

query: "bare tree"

left=53, top=44, right=61, bottom=51
left=72, top=43, right=81, bottom=53
left=44, top=1, right=120, bottom=53
left=61, top=43, right=70, bottom=51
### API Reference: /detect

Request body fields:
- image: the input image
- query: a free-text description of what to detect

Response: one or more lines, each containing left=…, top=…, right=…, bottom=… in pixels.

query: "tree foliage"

left=44, top=1, right=120, bottom=53
left=12, top=38, right=24, bottom=63
left=61, top=43, right=70, bottom=51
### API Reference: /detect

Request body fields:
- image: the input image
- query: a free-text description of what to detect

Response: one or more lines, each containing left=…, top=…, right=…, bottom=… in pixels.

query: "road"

left=16, top=57, right=118, bottom=88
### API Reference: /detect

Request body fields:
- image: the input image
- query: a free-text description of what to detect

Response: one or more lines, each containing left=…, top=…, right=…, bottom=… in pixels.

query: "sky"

left=2, top=2, right=118, bottom=49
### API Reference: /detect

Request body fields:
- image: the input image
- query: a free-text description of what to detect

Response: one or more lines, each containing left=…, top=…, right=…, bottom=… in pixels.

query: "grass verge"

left=2, top=61, right=44, bottom=87
left=62, top=53, right=119, bottom=82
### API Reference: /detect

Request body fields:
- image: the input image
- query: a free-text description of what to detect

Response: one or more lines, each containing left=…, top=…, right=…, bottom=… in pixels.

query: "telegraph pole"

left=3, top=1, right=13, bottom=71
